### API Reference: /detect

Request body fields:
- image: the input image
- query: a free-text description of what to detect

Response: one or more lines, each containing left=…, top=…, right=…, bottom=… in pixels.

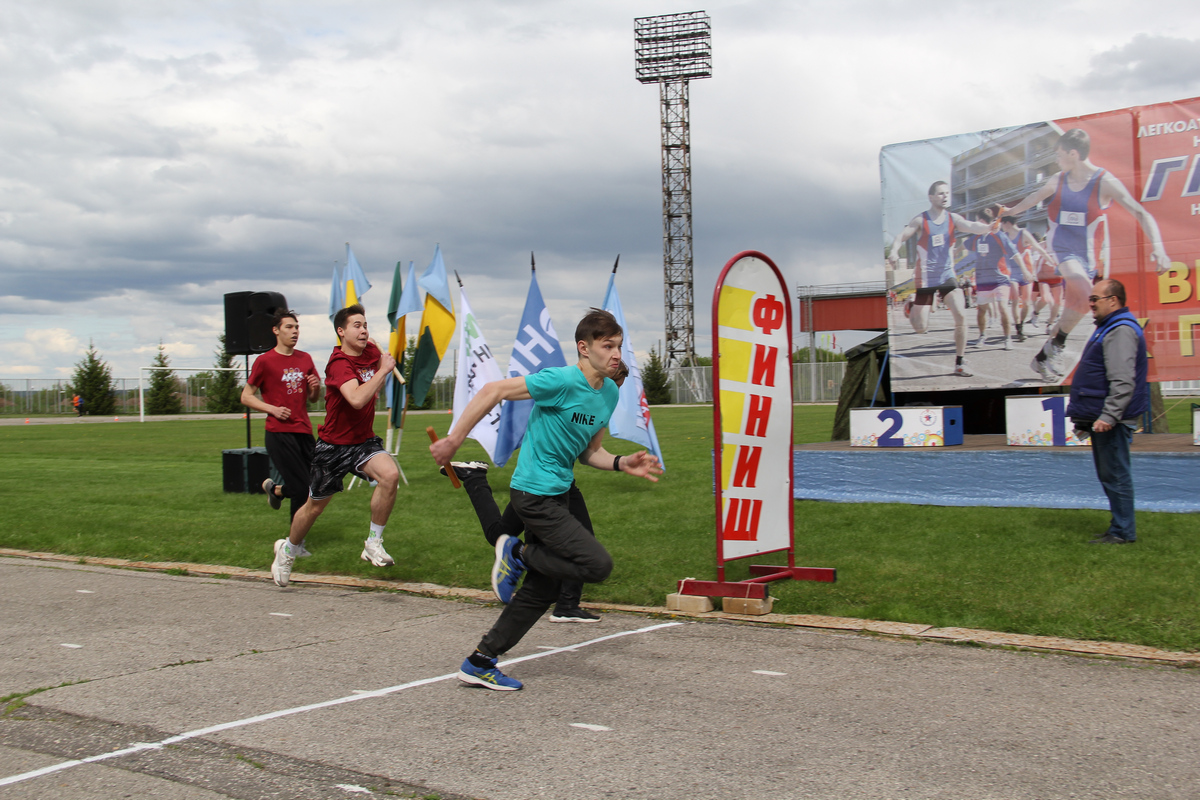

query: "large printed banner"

left=881, top=96, right=1200, bottom=393
left=712, top=252, right=793, bottom=563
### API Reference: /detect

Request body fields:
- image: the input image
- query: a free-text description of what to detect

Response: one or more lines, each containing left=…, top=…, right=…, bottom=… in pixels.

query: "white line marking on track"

left=0, top=622, right=684, bottom=789
left=752, top=670, right=786, bottom=676
left=76, top=590, right=94, bottom=594
left=335, top=785, right=373, bottom=794
left=269, top=612, right=293, bottom=617
left=60, top=644, right=82, bottom=649
left=569, top=723, right=612, bottom=732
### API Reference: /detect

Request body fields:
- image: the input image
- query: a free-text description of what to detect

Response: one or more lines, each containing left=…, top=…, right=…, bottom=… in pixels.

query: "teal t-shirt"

left=510, top=364, right=619, bottom=496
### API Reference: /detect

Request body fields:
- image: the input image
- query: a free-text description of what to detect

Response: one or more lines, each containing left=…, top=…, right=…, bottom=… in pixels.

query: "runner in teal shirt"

left=430, top=309, right=663, bottom=690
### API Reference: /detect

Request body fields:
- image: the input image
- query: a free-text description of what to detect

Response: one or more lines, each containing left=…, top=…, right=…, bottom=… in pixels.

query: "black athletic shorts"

left=913, top=280, right=958, bottom=305
left=309, top=436, right=388, bottom=500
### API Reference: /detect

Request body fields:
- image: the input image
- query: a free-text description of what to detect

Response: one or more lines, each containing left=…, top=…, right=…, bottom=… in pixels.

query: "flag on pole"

left=409, top=245, right=455, bottom=407
left=343, top=243, right=372, bottom=306
left=328, top=263, right=345, bottom=324
left=602, top=259, right=665, bottom=468
left=452, top=280, right=504, bottom=462
left=385, top=260, right=421, bottom=427
left=493, top=256, right=566, bottom=467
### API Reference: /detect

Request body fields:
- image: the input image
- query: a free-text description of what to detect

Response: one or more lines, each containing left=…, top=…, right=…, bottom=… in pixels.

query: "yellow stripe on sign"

left=718, top=337, right=751, bottom=384
left=717, top=285, right=755, bottom=330
left=719, top=389, right=744, bottom=436
left=720, top=442, right=738, bottom=491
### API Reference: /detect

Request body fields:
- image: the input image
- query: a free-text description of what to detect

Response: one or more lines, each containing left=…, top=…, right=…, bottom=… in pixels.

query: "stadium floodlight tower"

left=635, top=11, right=711, bottom=369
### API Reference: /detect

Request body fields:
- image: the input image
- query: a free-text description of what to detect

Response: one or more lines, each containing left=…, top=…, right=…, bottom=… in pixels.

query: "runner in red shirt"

left=270, top=304, right=399, bottom=588
left=241, top=311, right=321, bottom=527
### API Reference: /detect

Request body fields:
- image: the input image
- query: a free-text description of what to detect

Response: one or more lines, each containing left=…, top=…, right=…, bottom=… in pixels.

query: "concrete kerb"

left=4, top=546, right=1198, bottom=667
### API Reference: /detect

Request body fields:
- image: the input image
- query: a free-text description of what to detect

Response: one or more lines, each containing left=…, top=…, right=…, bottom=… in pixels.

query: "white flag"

left=452, top=287, right=504, bottom=462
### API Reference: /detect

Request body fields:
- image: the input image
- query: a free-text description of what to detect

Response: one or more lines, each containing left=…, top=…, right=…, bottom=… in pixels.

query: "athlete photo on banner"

left=881, top=96, right=1200, bottom=393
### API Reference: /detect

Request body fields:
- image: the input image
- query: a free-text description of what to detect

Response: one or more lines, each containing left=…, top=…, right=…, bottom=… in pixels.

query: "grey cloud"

left=1077, top=34, right=1200, bottom=94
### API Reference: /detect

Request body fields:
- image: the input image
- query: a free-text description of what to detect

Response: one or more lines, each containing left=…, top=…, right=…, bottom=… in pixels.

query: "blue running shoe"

left=491, top=534, right=525, bottom=604
left=458, top=656, right=523, bottom=691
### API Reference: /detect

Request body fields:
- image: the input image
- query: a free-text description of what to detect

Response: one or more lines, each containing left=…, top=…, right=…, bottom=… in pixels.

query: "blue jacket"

left=1067, top=307, right=1148, bottom=423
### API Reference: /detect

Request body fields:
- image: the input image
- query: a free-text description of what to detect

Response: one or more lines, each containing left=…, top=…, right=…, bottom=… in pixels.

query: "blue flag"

left=343, top=243, right=372, bottom=306
left=328, top=263, right=344, bottom=324
left=493, top=271, right=567, bottom=467
left=603, top=271, right=665, bottom=469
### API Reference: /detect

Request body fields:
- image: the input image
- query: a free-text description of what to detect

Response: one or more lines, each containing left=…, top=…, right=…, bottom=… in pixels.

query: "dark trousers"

left=476, top=488, right=613, bottom=658
left=461, top=473, right=588, bottom=611
left=1091, top=423, right=1136, bottom=541
left=264, top=431, right=315, bottom=521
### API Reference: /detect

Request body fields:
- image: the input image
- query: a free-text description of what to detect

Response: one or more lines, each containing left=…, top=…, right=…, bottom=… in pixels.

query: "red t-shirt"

left=318, top=341, right=382, bottom=445
left=247, top=349, right=318, bottom=435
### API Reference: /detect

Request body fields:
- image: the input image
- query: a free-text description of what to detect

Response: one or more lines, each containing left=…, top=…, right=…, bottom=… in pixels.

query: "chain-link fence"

left=0, top=375, right=457, bottom=416
left=6, top=372, right=1197, bottom=416
left=0, top=379, right=142, bottom=416
left=666, top=362, right=847, bottom=404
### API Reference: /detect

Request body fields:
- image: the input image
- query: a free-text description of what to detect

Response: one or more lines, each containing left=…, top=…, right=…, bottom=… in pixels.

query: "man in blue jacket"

left=1067, top=278, right=1148, bottom=544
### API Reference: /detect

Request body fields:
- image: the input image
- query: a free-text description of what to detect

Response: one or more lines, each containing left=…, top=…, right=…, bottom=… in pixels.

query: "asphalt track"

left=3, top=556, right=1199, bottom=800
left=887, top=302, right=1083, bottom=392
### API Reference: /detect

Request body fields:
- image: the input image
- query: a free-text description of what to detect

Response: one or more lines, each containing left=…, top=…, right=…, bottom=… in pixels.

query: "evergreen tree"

left=401, top=335, right=431, bottom=409
left=642, top=347, right=671, bottom=405
left=206, top=333, right=244, bottom=413
left=145, top=342, right=183, bottom=415
left=71, top=340, right=117, bottom=416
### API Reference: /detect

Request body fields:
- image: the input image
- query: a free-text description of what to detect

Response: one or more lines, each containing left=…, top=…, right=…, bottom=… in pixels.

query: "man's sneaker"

left=491, top=534, right=525, bottom=604
left=550, top=607, right=601, bottom=623
left=271, top=539, right=295, bottom=588
left=458, top=656, right=522, bottom=691
left=295, top=541, right=313, bottom=558
left=440, top=461, right=488, bottom=478
left=361, top=538, right=395, bottom=567
left=953, top=363, right=973, bottom=377
left=263, top=479, right=282, bottom=511
left=1089, top=533, right=1133, bottom=545
left=974, top=335, right=986, bottom=347
left=1003, top=337, right=1013, bottom=351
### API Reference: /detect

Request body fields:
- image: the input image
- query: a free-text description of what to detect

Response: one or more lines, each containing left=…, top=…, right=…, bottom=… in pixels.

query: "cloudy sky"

left=4, top=0, right=1200, bottom=380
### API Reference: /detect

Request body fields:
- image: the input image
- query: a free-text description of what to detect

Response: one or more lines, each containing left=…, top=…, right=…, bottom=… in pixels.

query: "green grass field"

left=2, top=402, right=1198, bottom=652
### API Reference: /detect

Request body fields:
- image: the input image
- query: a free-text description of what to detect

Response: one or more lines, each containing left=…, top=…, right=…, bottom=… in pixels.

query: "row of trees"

left=70, top=336, right=243, bottom=416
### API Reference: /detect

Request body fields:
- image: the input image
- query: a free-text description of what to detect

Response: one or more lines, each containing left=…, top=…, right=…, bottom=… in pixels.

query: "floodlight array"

left=634, top=11, right=712, bottom=83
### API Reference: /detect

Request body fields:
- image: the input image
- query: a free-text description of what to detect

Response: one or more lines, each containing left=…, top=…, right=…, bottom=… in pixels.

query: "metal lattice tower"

left=635, top=11, right=711, bottom=368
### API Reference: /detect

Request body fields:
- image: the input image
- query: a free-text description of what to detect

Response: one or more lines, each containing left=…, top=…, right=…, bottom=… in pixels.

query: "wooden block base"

left=666, top=593, right=715, bottom=613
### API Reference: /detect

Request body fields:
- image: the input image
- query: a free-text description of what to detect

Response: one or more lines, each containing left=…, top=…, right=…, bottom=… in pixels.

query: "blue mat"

left=793, top=447, right=1200, bottom=513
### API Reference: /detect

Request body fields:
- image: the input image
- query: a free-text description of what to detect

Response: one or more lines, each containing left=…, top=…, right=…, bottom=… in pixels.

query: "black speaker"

left=222, top=448, right=271, bottom=493
left=224, top=291, right=288, bottom=356
left=224, top=291, right=253, bottom=355
left=248, top=291, right=287, bottom=354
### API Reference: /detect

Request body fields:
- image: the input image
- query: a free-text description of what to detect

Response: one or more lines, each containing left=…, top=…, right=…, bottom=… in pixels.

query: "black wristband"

left=613, top=455, right=621, bottom=472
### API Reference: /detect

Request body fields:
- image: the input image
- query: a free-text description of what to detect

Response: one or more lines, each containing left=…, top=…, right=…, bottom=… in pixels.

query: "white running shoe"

left=974, top=335, right=987, bottom=347
left=271, top=539, right=295, bottom=588
left=1003, top=337, right=1013, bottom=351
left=361, top=538, right=395, bottom=567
